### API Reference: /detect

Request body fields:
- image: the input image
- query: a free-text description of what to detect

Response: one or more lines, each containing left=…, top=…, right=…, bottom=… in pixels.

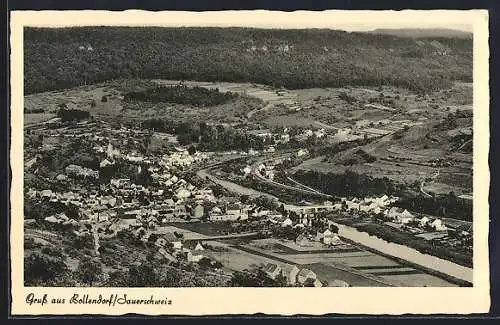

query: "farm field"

left=294, top=135, right=472, bottom=196
left=24, top=113, right=57, bottom=125
left=305, top=263, right=389, bottom=287
left=154, top=225, right=211, bottom=240
left=203, top=241, right=297, bottom=273
left=166, top=222, right=234, bottom=237
left=241, top=238, right=458, bottom=287
left=23, top=79, right=265, bottom=125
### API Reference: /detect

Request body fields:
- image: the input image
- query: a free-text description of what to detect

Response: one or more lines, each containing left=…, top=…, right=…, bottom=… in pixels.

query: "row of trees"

left=322, top=137, right=377, bottom=159
left=396, top=192, right=472, bottom=222
left=56, top=107, right=90, bottom=122
left=25, top=27, right=472, bottom=94
left=124, top=84, right=238, bottom=107
left=293, top=169, right=403, bottom=198
left=24, top=198, right=80, bottom=221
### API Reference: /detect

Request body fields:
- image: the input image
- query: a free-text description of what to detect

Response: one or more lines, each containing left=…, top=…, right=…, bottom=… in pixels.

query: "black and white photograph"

left=10, top=9, right=490, bottom=315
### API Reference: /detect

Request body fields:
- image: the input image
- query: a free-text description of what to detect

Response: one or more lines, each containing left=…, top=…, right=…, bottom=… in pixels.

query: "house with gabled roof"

left=194, top=242, right=205, bottom=251
left=295, top=234, right=309, bottom=247
left=187, top=250, right=205, bottom=263
left=263, top=263, right=282, bottom=280
left=282, top=265, right=300, bottom=285
left=162, top=232, right=183, bottom=250
left=297, top=268, right=317, bottom=285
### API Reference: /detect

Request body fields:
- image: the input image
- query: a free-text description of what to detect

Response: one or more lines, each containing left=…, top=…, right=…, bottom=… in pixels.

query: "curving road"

left=246, top=102, right=274, bottom=119
left=420, top=170, right=440, bottom=198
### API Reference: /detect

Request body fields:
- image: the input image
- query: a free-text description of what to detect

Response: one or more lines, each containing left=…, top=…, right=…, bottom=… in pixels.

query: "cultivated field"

left=243, top=238, right=457, bottom=287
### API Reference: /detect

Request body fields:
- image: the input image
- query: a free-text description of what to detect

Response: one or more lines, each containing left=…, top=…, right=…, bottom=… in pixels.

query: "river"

left=331, top=222, right=472, bottom=283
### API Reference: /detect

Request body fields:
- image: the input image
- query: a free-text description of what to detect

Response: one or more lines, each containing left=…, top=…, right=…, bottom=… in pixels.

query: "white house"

left=242, top=165, right=252, bottom=176
left=387, top=207, right=414, bottom=224
left=282, top=265, right=299, bottom=285
left=297, top=268, right=317, bottom=285
left=324, top=233, right=341, bottom=245
left=314, top=129, right=326, bottom=138
left=192, top=204, right=204, bottom=219
left=210, top=206, right=222, bottom=216
left=397, top=209, right=415, bottom=224
left=263, top=263, right=282, bottom=280
left=176, top=188, right=191, bottom=200
left=346, top=201, right=360, bottom=211
left=281, top=217, right=293, bottom=227
left=297, top=149, right=310, bottom=157
left=56, top=174, right=68, bottom=181
left=187, top=251, right=204, bottom=263
left=419, top=216, right=430, bottom=228
left=194, top=242, right=205, bottom=251
left=163, top=232, right=183, bottom=250
left=431, top=219, right=447, bottom=231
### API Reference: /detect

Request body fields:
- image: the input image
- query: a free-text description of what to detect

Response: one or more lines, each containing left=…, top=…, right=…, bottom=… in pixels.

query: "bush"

left=25, top=252, right=69, bottom=285
left=75, top=257, right=104, bottom=286
left=24, top=237, right=42, bottom=249
left=56, top=107, right=90, bottom=122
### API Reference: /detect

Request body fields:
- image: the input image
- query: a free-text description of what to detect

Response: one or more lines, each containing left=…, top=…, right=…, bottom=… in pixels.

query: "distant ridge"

left=367, top=28, right=473, bottom=39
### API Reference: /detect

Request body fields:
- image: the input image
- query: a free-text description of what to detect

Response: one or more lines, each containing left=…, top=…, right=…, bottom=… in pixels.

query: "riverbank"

left=332, top=222, right=473, bottom=284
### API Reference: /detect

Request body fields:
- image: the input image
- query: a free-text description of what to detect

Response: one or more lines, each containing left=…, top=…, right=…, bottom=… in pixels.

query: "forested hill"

left=24, top=27, right=472, bottom=95
left=367, top=28, right=473, bottom=39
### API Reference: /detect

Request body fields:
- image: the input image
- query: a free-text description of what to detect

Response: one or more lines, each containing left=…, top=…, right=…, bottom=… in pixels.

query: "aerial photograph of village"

left=23, top=25, right=473, bottom=288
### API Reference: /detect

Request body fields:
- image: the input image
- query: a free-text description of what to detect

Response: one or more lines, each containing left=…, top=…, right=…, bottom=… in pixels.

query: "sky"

left=19, top=10, right=480, bottom=32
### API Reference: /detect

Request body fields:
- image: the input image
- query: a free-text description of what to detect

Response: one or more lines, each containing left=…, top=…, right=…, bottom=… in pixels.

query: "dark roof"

left=296, top=234, right=306, bottom=241
left=163, top=232, right=179, bottom=242
left=264, top=263, right=279, bottom=273
left=226, top=204, right=240, bottom=211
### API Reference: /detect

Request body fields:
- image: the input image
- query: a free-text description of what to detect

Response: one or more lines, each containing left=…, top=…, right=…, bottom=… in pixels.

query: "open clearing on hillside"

left=24, top=113, right=57, bottom=125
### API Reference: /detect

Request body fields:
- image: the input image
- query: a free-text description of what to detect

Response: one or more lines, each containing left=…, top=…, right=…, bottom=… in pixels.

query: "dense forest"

left=123, top=84, right=238, bottom=106
left=25, top=27, right=472, bottom=94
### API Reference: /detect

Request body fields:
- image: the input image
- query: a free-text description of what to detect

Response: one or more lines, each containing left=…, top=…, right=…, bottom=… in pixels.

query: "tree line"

left=123, top=84, right=238, bottom=107
left=293, top=169, right=403, bottom=198
left=56, top=106, right=90, bottom=122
